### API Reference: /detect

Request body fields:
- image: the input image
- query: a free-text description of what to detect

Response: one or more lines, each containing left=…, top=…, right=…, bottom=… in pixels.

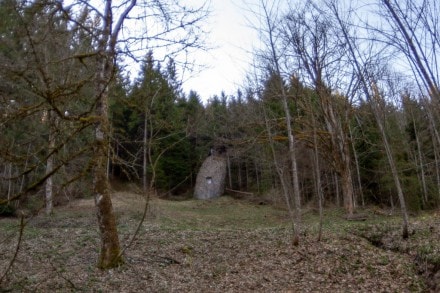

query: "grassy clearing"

left=0, top=193, right=437, bottom=292
left=150, top=196, right=288, bottom=231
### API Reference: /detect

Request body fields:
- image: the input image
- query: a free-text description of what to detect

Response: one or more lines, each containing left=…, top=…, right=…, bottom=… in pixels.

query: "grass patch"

left=151, top=196, right=287, bottom=231
left=0, top=193, right=437, bottom=292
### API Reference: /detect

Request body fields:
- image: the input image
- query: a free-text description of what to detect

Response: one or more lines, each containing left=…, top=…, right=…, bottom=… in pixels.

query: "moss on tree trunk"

left=93, top=127, right=123, bottom=269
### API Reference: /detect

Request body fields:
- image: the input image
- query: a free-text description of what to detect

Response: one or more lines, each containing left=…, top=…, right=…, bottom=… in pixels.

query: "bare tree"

left=75, top=0, right=209, bottom=269
left=401, top=96, right=430, bottom=207
left=253, top=0, right=302, bottom=245
left=44, top=110, right=57, bottom=215
left=0, top=0, right=209, bottom=269
left=261, top=91, right=298, bottom=245
left=280, top=2, right=355, bottom=215
left=328, top=0, right=410, bottom=238
left=349, top=121, right=365, bottom=207
left=379, top=0, right=440, bottom=101
left=305, top=88, right=325, bottom=240
left=423, top=97, right=440, bottom=202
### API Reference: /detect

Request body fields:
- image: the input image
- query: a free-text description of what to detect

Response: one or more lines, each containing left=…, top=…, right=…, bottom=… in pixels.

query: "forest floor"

left=0, top=191, right=439, bottom=292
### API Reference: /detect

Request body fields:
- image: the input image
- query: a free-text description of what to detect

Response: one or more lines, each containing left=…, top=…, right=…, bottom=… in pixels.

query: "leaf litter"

left=0, top=193, right=435, bottom=292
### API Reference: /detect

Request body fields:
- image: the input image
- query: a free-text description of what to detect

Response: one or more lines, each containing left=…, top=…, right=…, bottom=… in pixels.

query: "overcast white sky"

left=89, top=0, right=261, bottom=101
left=181, top=0, right=260, bottom=101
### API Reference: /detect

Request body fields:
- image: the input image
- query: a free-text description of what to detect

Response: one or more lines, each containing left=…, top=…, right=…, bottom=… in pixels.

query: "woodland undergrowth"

left=0, top=193, right=438, bottom=292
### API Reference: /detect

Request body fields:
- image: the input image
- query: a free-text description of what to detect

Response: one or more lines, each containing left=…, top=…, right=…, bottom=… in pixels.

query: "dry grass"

left=0, top=192, right=437, bottom=292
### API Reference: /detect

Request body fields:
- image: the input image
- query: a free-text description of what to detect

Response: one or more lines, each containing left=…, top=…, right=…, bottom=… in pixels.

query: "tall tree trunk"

left=310, top=102, right=324, bottom=241
left=350, top=122, right=365, bottom=207
left=45, top=112, right=55, bottom=215
left=19, top=144, right=32, bottom=194
left=316, top=82, right=354, bottom=216
left=93, top=4, right=121, bottom=269
left=425, top=99, right=440, bottom=203
left=340, top=157, right=354, bottom=215
left=282, top=94, right=302, bottom=245
left=254, top=159, right=260, bottom=194
left=261, top=1, right=302, bottom=244
left=6, top=139, right=15, bottom=202
left=313, top=152, right=324, bottom=241
left=259, top=0, right=301, bottom=245
left=143, top=111, right=148, bottom=194
left=413, top=118, right=428, bottom=206
left=331, top=4, right=409, bottom=238
left=91, top=0, right=136, bottom=269
left=367, top=83, right=409, bottom=239
left=263, top=106, right=296, bottom=240
left=334, top=172, right=340, bottom=207
left=227, top=154, right=232, bottom=189
left=434, top=139, right=440, bottom=204
left=107, top=137, right=111, bottom=180
left=382, top=0, right=440, bottom=101
left=428, top=113, right=440, bottom=204
left=7, top=162, right=13, bottom=202
left=94, top=57, right=123, bottom=268
left=246, top=161, right=250, bottom=190
left=238, top=162, right=242, bottom=190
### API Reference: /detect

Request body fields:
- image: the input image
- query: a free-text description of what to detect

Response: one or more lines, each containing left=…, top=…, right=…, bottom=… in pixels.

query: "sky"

left=181, top=0, right=259, bottom=101
left=83, top=0, right=260, bottom=102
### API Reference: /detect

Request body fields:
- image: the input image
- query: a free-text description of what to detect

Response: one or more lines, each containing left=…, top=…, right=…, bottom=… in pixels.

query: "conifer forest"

left=1, top=1, right=440, bottom=292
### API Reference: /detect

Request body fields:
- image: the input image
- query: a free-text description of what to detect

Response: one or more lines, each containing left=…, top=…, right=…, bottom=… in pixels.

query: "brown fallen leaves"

left=0, top=195, right=429, bottom=292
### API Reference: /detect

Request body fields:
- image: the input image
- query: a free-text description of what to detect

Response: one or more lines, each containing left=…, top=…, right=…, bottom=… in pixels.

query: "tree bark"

left=333, top=172, right=340, bottom=207
left=412, top=113, right=428, bottom=206
left=92, top=0, right=136, bottom=269
left=143, top=110, right=148, bottom=194
left=263, top=106, right=297, bottom=240
left=331, top=2, right=409, bottom=238
left=45, top=110, right=58, bottom=215
left=227, top=154, right=232, bottom=189
left=434, top=138, right=440, bottom=203
left=350, top=122, right=365, bottom=207
left=94, top=57, right=123, bottom=268
left=310, top=99, right=324, bottom=241
left=261, top=1, right=302, bottom=244
left=254, top=159, right=261, bottom=194
left=282, top=9, right=355, bottom=216
left=382, top=0, right=440, bottom=101
left=340, top=151, right=354, bottom=215
left=425, top=99, right=440, bottom=203
left=312, top=62, right=354, bottom=216
left=374, top=99, right=409, bottom=238
left=7, top=162, right=13, bottom=202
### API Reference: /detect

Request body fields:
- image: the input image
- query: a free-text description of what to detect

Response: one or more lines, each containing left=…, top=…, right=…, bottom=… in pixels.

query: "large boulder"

left=194, top=155, right=227, bottom=200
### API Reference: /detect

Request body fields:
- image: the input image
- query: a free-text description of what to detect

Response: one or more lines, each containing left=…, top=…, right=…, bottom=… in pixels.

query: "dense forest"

left=1, top=0, right=440, bottom=279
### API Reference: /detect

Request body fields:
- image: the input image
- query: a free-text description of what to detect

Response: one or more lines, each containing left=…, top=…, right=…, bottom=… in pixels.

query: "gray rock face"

left=194, top=155, right=227, bottom=200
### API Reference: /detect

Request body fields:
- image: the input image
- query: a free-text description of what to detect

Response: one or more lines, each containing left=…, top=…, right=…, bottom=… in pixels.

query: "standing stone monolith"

left=194, top=148, right=227, bottom=200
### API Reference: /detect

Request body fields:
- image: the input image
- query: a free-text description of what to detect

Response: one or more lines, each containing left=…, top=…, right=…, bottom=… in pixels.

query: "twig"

left=118, top=188, right=151, bottom=259
left=225, top=188, right=254, bottom=196
left=47, top=257, right=82, bottom=291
